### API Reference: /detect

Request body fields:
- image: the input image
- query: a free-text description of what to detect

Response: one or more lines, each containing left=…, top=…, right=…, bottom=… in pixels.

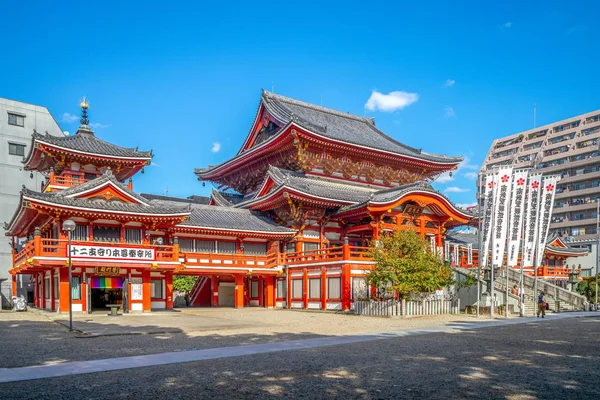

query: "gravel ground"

left=0, top=309, right=489, bottom=368
left=2, top=315, right=599, bottom=399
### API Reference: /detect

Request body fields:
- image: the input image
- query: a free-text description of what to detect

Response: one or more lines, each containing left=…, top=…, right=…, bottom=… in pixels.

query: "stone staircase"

left=457, top=267, right=586, bottom=316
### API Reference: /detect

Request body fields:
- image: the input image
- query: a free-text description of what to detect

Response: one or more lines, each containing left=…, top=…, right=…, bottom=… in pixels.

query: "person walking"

left=537, top=291, right=546, bottom=318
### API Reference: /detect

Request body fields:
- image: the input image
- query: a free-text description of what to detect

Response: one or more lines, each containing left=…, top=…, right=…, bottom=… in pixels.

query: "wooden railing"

left=180, top=252, right=282, bottom=269
left=284, top=246, right=373, bottom=266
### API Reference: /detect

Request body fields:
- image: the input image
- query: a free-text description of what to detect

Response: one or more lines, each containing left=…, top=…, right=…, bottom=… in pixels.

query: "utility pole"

left=476, top=172, right=483, bottom=318
left=596, top=200, right=599, bottom=310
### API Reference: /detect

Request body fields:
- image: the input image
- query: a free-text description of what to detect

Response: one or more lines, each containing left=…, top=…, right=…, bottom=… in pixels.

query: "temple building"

left=7, top=92, right=478, bottom=312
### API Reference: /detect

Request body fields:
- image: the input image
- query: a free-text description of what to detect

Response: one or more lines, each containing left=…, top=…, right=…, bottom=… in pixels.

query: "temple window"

left=93, top=226, right=120, bottom=242
left=71, top=277, right=81, bottom=300
left=276, top=279, right=286, bottom=298
left=125, top=228, right=142, bottom=244
left=44, top=278, right=50, bottom=299
left=327, top=277, right=341, bottom=299
left=71, top=224, right=88, bottom=241
left=53, top=276, right=59, bottom=299
left=285, top=242, right=296, bottom=253
left=309, top=278, right=321, bottom=299
left=8, top=142, right=26, bottom=156
left=304, top=242, right=319, bottom=251
left=244, top=243, right=267, bottom=255
left=151, top=280, right=164, bottom=299
left=7, top=112, right=25, bottom=127
left=250, top=281, right=259, bottom=298
left=216, top=241, right=236, bottom=254
left=292, top=279, right=303, bottom=298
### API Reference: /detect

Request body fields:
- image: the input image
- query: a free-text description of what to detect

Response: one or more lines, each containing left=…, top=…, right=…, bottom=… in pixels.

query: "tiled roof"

left=30, top=127, right=152, bottom=159
left=140, top=193, right=210, bottom=205
left=58, top=173, right=150, bottom=204
left=446, top=232, right=588, bottom=254
left=209, top=189, right=244, bottom=207
left=144, top=194, right=294, bottom=234
left=261, top=90, right=462, bottom=164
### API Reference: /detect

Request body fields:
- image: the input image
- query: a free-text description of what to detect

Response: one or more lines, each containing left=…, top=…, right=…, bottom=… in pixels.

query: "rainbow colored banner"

left=91, top=277, right=123, bottom=289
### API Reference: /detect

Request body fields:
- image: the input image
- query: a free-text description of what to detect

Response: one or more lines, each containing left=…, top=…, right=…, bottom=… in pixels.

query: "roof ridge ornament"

left=104, top=166, right=113, bottom=176
left=80, top=97, right=89, bottom=125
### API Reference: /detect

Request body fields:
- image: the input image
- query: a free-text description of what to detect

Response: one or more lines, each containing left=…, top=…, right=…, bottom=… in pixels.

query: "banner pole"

left=476, top=172, right=483, bottom=318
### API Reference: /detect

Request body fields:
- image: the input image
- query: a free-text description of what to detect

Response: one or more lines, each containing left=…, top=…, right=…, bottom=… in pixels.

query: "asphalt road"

left=2, top=316, right=599, bottom=399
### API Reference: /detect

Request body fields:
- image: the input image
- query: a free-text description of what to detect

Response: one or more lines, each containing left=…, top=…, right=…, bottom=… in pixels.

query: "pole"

left=68, top=231, right=73, bottom=331
left=476, top=173, right=483, bottom=318
left=505, top=261, right=509, bottom=318
left=596, top=200, right=599, bottom=310
left=519, top=214, right=526, bottom=317
left=490, top=171, right=497, bottom=319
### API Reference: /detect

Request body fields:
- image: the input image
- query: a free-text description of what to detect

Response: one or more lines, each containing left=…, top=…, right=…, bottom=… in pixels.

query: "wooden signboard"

left=95, top=266, right=120, bottom=276
left=403, top=204, right=424, bottom=217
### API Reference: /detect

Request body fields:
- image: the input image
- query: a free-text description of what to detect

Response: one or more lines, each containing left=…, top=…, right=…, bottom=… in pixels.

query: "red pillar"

left=81, top=275, right=87, bottom=313
left=234, top=275, right=244, bottom=308
left=59, top=267, right=70, bottom=313
left=302, top=268, right=308, bottom=309
left=342, top=264, right=351, bottom=311
left=142, top=270, right=151, bottom=312
left=11, top=274, right=17, bottom=297
left=165, top=272, right=174, bottom=309
left=286, top=269, right=292, bottom=308
left=50, top=269, right=55, bottom=311
left=41, top=273, right=46, bottom=309
left=212, top=276, right=219, bottom=307
left=265, top=276, right=275, bottom=308
left=321, top=267, right=327, bottom=310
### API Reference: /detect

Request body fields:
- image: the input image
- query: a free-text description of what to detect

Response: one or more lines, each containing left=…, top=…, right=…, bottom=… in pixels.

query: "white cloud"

left=444, top=186, right=470, bottom=193
left=89, top=122, right=111, bottom=129
left=444, top=79, right=455, bottom=88
left=501, top=22, right=512, bottom=28
left=211, top=142, right=221, bottom=153
left=365, top=90, right=418, bottom=112
left=463, top=171, right=478, bottom=180
left=456, top=202, right=477, bottom=209
left=435, top=157, right=479, bottom=184
left=61, top=112, right=79, bottom=123
left=444, top=106, right=456, bottom=118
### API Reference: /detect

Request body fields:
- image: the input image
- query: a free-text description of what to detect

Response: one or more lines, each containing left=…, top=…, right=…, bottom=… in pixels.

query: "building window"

left=276, top=279, right=286, bottom=298
left=292, top=279, right=303, bottom=299
left=216, top=241, right=236, bottom=254
left=8, top=142, right=26, bottom=156
left=45, top=278, right=50, bottom=299
left=125, top=228, right=142, bottom=244
left=309, top=278, right=321, bottom=299
left=151, top=280, right=163, bottom=299
left=250, top=280, right=259, bottom=298
left=71, top=276, right=81, bottom=300
left=327, top=277, right=341, bottom=299
left=53, top=276, right=59, bottom=299
left=304, top=242, right=319, bottom=251
left=93, top=226, right=120, bottom=242
left=8, top=113, right=25, bottom=127
left=72, top=224, right=88, bottom=241
left=285, top=242, right=296, bottom=253
left=244, top=243, right=267, bottom=255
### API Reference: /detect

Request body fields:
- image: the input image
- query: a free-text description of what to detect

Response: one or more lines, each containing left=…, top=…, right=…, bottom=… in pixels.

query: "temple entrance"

left=218, top=283, right=235, bottom=307
left=89, top=276, right=125, bottom=312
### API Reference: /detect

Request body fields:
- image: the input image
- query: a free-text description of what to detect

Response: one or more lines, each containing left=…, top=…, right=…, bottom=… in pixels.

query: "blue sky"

left=2, top=1, right=599, bottom=207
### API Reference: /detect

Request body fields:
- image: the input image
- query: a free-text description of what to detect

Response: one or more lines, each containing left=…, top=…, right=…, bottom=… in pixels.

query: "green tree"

left=173, top=275, right=198, bottom=292
left=365, top=229, right=454, bottom=299
left=576, top=275, right=598, bottom=302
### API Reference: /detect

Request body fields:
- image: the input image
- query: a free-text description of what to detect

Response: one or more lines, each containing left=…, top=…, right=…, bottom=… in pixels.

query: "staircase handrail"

left=506, top=268, right=585, bottom=307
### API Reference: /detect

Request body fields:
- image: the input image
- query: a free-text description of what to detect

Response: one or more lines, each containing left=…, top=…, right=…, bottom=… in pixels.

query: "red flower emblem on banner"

left=517, top=178, right=525, bottom=186
left=546, top=184, right=554, bottom=192
left=532, top=181, right=539, bottom=189
left=501, top=175, right=510, bottom=183
left=488, top=181, right=495, bottom=189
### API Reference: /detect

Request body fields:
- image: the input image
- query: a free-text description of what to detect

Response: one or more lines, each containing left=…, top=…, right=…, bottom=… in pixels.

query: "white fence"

left=354, top=299, right=460, bottom=318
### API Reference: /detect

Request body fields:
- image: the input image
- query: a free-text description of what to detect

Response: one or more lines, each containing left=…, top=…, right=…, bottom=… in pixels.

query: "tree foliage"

left=576, top=275, right=599, bottom=302
left=365, top=229, right=454, bottom=298
left=173, top=275, right=198, bottom=292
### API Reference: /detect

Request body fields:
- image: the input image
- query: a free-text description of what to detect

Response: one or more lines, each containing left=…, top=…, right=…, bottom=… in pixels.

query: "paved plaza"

left=1, top=309, right=599, bottom=399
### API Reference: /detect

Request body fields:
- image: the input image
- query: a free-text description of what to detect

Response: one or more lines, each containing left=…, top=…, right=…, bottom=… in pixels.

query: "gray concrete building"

left=0, top=98, right=63, bottom=307
left=481, top=109, right=600, bottom=277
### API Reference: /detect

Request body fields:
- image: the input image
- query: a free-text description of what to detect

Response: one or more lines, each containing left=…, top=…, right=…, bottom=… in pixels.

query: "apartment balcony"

left=488, top=152, right=516, bottom=164
left=550, top=216, right=597, bottom=230
left=540, top=155, right=600, bottom=174
left=554, top=201, right=599, bottom=214
left=555, top=185, right=600, bottom=200
left=558, top=170, right=600, bottom=185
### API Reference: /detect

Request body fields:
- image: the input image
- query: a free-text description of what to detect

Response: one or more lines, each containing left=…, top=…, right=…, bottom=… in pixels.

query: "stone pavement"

left=0, top=311, right=595, bottom=385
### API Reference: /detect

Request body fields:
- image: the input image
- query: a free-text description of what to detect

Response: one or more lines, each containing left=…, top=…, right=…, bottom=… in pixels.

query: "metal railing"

left=354, top=299, right=460, bottom=317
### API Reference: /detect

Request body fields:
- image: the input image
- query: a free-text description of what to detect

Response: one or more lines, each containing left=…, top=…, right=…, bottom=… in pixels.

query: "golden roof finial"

left=80, top=96, right=89, bottom=110
left=79, top=97, right=90, bottom=126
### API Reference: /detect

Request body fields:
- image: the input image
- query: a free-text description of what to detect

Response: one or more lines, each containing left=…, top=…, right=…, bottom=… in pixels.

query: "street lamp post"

left=63, top=219, right=76, bottom=331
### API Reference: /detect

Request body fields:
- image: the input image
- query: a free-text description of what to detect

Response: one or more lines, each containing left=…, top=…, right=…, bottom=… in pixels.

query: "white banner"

left=131, top=278, right=143, bottom=300
left=467, top=243, right=473, bottom=265
left=452, top=243, right=460, bottom=267
left=437, top=246, right=444, bottom=261
left=70, top=245, right=156, bottom=261
left=507, top=169, right=529, bottom=266
left=444, top=240, right=450, bottom=261
left=480, top=172, right=496, bottom=268
left=430, top=236, right=436, bottom=254
left=492, top=167, right=513, bottom=267
left=535, top=176, right=560, bottom=267
left=522, top=173, right=543, bottom=267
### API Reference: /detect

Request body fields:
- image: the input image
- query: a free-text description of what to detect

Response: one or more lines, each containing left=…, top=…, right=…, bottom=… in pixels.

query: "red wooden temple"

left=6, top=92, right=482, bottom=312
